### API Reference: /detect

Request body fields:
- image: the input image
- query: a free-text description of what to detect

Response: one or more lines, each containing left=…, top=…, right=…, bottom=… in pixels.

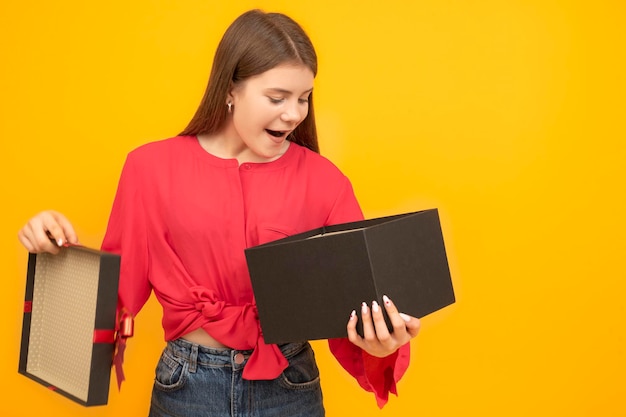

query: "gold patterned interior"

left=27, top=249, right=101, bottom=401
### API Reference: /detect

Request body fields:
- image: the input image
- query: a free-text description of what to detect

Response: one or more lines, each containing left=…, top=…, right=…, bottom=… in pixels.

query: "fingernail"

left=57, top=238, right=64, bottom=247
left=399, top=313, right=411, bottom=323
left=350, top=310, right=356, bottom=320
left=372, top=300, right=380, bottom=313
left=383, top=295, right=391, bottom=306
left=361, top=302, right=368, bottom=314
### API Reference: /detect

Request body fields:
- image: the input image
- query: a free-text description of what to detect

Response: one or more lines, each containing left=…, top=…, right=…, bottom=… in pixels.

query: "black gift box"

left=18, top=246, right=120, bottom=406
left=245, top=208, right=455, bottom=344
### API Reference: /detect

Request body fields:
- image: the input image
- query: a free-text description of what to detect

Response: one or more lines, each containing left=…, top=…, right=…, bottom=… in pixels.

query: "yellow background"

left=1, top=1, right=624, bottom=416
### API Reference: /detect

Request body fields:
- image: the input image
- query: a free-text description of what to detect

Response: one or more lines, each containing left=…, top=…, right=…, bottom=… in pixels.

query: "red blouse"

left=101, top=136, right=409, bottom=407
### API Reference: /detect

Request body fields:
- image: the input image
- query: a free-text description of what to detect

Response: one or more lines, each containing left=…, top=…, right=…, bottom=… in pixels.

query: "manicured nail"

left=399, top=313, right=411, bottom=323
left=372, top=301, right=380, bottom=313
left=383, top=295, right=391, bottom=306
left=361, top=302, right=368, bottom=314
left=57, top=238, right=64, bottom=247
left=350, top=310, right=356, bottom=320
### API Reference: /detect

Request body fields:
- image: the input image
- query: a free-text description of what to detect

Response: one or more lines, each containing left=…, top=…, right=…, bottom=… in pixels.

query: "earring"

left=227, top=102, right=233, bottom=113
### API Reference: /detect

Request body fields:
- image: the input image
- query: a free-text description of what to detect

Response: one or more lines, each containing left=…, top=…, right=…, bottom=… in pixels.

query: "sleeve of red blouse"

left=100, top=152, right=152, bottom=389
left=325, top=177, right=412, bottom=408
left=101, top=152, right=152, bottom=320
left=328, top=338, right=410, bottom=408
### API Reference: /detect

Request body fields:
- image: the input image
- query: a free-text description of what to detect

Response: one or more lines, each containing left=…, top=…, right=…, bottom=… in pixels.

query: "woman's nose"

left=280, top=101, right=305, bottom=123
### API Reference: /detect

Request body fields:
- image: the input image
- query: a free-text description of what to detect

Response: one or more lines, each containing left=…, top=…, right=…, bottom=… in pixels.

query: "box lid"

left=18, top=245, right=120, bottom=406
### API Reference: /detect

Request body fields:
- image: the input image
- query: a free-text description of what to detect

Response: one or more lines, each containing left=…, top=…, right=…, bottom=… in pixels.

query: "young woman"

left=18, top=9, right=420, bottom=417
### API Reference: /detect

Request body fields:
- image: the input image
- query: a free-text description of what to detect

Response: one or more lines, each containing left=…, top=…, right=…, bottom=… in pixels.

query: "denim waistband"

left=165, top=338, right=308, bottom=372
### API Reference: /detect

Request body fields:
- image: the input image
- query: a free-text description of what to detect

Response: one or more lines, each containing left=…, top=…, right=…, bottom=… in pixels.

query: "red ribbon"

left=24, top=301, right=32, bottom=313
left=113, top=338, right=127, bottom=390
left=93, top=329, right=116, bottom=344
left=113, top=309, right=134, bottom=390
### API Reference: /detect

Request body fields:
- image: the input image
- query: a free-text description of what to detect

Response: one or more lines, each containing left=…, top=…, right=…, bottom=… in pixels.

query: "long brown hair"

left=179, top=9, right=319, bottom=153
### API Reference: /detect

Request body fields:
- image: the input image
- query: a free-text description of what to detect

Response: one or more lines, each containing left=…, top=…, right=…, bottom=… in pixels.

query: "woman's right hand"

left=17, top=210, right=79, bottom=254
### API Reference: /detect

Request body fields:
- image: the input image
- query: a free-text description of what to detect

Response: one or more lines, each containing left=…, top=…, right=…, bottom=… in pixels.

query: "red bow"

left=113, top=309, right=134, bottom=390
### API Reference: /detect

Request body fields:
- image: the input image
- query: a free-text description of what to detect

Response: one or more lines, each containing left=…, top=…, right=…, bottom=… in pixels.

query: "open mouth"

left=266, top=129, right=287, bottom=138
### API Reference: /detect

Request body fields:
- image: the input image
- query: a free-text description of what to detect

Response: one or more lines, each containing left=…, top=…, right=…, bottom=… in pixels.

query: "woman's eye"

left=298, top=97, right=309, bottom=104
left=268, top=97, right=284, bottom=104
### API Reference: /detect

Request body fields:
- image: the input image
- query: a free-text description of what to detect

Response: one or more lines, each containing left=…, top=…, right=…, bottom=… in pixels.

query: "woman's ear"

left=226, top=81, right=237, bottom=105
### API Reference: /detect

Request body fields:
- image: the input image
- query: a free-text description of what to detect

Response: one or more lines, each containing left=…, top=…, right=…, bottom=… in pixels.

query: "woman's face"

left=228, top=63, right=314, bottom=161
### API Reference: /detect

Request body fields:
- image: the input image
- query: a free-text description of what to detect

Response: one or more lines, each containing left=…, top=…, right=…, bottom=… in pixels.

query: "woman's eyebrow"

left=265, top=87, right=314, bottom=95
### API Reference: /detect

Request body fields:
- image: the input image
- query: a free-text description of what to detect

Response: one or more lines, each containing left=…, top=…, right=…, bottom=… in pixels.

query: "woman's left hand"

left=346, top=295, right=420, bottom=357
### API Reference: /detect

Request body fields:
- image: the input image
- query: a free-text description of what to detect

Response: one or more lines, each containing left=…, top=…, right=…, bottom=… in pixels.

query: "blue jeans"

left=148, top=339, right=325, bottom=417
